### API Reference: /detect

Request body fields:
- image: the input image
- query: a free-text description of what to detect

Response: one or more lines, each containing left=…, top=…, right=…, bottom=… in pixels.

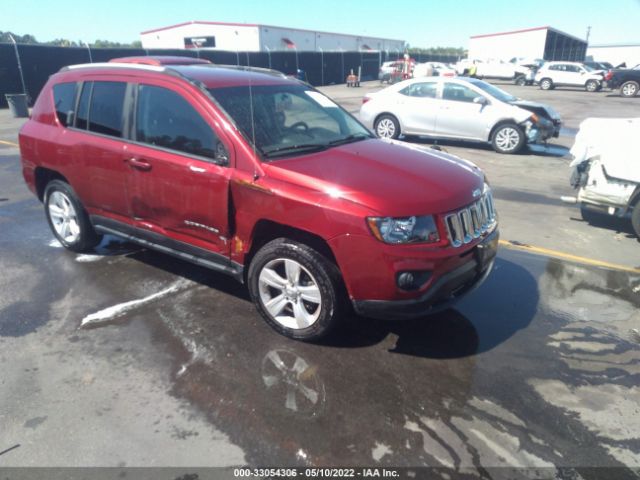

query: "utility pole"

left=8, top=34, right=28, bottom=98
left=586, top=26, right=591, bottom=44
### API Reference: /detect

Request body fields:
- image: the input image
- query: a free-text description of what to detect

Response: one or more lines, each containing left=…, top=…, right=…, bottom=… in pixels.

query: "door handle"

left=127, top=157, right=152, bottom=171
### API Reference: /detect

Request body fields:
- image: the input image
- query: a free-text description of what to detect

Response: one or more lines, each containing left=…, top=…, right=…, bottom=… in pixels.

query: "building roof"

left=588, top=43, right=640, bottom=48
left=470, top=26, right=586, bottom=44
left=140, top=20, right=404, bottom=43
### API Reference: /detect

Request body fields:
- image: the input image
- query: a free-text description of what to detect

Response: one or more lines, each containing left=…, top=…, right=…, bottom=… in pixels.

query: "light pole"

left=83, top=41, right=93, bottom=63
left=265, top=45, right=272, bottom=69
left=319, top=47, right=324, bottom=86
left=294, top=45, right=299, bottom=72
left=234, top=30, right=240, bottom=66
left=8, top=34, right=28, bottom=98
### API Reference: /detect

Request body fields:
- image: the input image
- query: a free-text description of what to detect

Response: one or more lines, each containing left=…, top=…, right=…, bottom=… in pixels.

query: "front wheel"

left=374, top=114, right=400, bottom=139
left=248, top=239, right=345, bottom=341
left=620, top=81, right=639, bottom=97
left=491, top=123, right=525, bottom=154
left=515, top=75, right=527, bottom=86
left=44, top=180, right=102, bottom=252
left=585, top=80, right=599, bottom=92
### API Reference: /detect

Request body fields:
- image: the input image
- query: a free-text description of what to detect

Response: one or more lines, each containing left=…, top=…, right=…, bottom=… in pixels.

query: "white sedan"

left=359, top=76, right=562, bottom=154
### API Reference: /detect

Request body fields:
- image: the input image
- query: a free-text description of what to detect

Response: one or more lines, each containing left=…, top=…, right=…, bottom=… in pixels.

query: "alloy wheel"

left=495, top=127, right=521, bottom=152
left=48, top=191, right=81, bottom=244
left=258, top=258, right=322, bottom=329
left=622, top=83, right=638, bottom=97
left=376, top=118, right=396, bottom=138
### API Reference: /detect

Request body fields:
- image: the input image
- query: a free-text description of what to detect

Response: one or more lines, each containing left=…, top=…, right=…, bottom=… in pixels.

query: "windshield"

left=466, top=79, right=517, bottom=103
left=582, top=64, right=595, bottom=72
left=208, top=84, right=372, bottom=159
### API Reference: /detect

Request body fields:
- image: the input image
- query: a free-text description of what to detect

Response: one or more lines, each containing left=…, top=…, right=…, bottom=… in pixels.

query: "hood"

left=510, top=99, right=561, bottom=121
left=263, top=139, right=485, bottom=216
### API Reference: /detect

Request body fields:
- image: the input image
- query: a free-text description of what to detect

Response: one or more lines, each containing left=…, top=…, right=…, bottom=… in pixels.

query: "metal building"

left=587, top=43, right=640, bottom=68
left=140, top=21, right=405, bottom=53
left=468, top=26, right=587, bottom=62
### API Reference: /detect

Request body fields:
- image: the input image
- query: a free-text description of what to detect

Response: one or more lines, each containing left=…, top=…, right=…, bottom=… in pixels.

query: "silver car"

left=360, top=77, right=562, bottom=154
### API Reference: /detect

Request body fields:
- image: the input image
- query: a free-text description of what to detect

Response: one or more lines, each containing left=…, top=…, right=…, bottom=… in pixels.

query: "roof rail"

left=60, top=62, right=167, bottom=73
left=109, top=56, right=212, bottom=66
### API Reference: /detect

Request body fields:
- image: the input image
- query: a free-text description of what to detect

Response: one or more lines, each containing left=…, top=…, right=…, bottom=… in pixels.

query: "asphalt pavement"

left=0, top=80, right=639, bottom=477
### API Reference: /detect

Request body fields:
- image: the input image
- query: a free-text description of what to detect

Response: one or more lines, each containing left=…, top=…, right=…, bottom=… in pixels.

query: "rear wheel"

left=491, top=123, right=525, bottom=154
left=515, top=75, right=527, bottom=86
left=374, top=114, right=400, bottom=140
left=585, top=80, right=599, bottom=92
left=248, top=238, right=345, bottom=341
left=44, top=180, right=102, bottom=252
left=539, top=78, right=553, bottom=90
left=620, top=81, right=639, bottom=97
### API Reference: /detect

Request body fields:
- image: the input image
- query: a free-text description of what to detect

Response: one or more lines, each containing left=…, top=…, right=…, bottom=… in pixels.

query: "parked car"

left=360, top=76, right=562, bottom=154
left=378, top=61, right=398, bottom=83
left=583, top=61, right=613, bottom=71
left=413, top=62, right=456, bottom=78
left=456, top=58, right=533, bottom=81
left=604, top=64, right=640, bottom=97
left=514, top=64, right=540, bottom=86
left=566, top=117, right=640, bottom=238
left=379, top=60, right=415, bottom=84
left=19, top=56, right=499, bottom=341
left=534, top=61, right=604, bottom=92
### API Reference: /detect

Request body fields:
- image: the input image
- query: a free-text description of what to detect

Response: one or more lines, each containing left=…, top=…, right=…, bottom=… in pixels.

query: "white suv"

left=535, top=62, right=604, bottom=92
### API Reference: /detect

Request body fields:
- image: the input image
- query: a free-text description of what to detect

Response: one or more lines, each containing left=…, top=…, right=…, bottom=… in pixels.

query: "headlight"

left=366, top=215, right=440, bottom=244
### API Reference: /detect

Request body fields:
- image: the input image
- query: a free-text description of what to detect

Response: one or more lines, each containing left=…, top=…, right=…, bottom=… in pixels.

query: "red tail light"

left=362, top=97, right=371, bottom=104
left=604, top=70, right=613, bottom=81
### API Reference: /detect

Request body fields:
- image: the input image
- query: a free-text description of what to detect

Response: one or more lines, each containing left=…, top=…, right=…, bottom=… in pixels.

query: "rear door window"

left=52, top=82, right=77, bottom=127
left=87, top=81, right=127, bottom=137
left=135, top=84, right=227, bottom=164
left=400, top=82, right=438, bottom=98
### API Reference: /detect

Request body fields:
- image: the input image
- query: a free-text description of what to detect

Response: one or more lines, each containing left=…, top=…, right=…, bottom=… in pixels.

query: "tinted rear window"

left=88, top=81, right=127, bottom=137
left=52, top=82, right=77, bottom=127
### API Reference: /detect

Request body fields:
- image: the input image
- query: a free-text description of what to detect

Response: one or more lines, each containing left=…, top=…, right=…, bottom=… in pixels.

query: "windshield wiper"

left=326, top=134, right=372, bottom=147
left=262, top=143, right=328, bottom=159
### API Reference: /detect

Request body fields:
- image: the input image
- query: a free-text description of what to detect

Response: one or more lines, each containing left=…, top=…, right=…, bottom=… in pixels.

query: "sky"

left=2, top=0, right=639, bottom=48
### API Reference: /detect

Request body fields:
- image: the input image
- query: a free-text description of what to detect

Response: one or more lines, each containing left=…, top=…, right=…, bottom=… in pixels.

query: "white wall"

left=259, top=27, right=403, bottom=51
left=587, top=45, right=640, bottom=68
left=468, top=29, right=547, bottom=61
left=141, top=24, right=260, bottom=51
left=141, top=23, right=404, bottom=52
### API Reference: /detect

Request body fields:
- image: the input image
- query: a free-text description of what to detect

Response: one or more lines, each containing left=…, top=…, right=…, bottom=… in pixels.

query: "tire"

left=620, top=81, right=639, bottom=98
left=491, top=123, right=525, bottom=154
left=631, top=202, right=640, bottom=240
left=248, top=238, right=345, bottom=341
left=44, top=179, right=102, bottom=253
left=585, top=80, right=599, bottom=92
left=374, top=114, right=400, bottom=139
left=515, top=76, right=527, bottom=86
left=539, top=78, right=553, bottom=90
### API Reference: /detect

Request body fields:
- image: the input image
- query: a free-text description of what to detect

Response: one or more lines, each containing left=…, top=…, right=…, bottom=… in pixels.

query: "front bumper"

left=525, top=118, right=561, bottom=143
left=352, top=229, right=499, bottom=320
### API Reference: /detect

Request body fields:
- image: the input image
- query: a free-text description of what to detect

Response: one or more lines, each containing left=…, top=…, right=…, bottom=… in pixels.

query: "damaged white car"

left=566, top=117, right=640, bottom=239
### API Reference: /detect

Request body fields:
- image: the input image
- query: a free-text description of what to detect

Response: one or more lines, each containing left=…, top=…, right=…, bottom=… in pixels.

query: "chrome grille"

left=445, top=190, right=496, bottom=247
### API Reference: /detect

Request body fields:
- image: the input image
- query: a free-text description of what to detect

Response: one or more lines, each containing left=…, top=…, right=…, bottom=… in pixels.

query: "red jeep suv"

left=19, top=56, right=498, bottom=341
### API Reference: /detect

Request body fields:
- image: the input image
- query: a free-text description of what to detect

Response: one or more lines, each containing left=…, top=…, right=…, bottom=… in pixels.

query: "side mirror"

left=473, top=96, right=488, bottom=105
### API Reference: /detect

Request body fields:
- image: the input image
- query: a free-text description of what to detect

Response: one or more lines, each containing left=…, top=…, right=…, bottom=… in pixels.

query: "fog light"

left=396, top=271, right=432, bottom=291
left=397, top=272, right=415, bottom=289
